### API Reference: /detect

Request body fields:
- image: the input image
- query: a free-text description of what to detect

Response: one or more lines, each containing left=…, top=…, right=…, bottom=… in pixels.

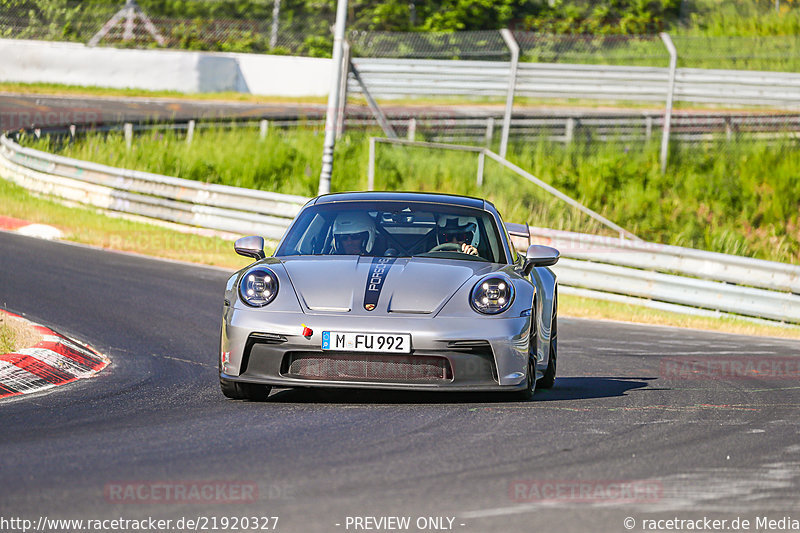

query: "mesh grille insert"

left=285, top=352, right=452, bottom=383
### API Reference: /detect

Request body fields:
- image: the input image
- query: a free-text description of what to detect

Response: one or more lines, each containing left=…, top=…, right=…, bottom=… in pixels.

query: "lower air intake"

left=285, top=352, right=452, bottom=383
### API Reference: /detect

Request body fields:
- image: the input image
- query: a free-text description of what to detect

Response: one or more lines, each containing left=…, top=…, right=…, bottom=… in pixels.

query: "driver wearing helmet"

left=331, top=212, right=376, bottom=255
left=435, top=215, right=479, bottom=256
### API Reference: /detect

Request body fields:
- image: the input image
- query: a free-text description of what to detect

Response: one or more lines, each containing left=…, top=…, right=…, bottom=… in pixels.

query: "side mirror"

left=234, top=236, right=265, bottom=261
left=522, top=244, right=559, bottom=275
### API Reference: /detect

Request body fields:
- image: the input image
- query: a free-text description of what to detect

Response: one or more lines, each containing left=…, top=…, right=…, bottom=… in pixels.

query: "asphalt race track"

left=0, top=93, right=580, bottom=134
left=0, top=93, right=497, bottom=132
left=0, top=93, right=328, bottom=132
left=1, top=230, right=800, bottom=532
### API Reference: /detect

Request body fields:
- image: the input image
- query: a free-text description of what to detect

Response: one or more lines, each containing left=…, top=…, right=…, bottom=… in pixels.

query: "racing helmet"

left=332, top=211, right=376, bottom=253
left=436, top=215, right=479, bottom=247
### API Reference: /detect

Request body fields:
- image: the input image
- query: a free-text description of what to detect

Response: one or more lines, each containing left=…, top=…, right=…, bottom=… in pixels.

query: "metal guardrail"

left=379, top=113, right=800, bottom=144
left=0, top=134, right=307, bottom=240
left=349, top=58, right=800, bottom=108
left=504, top=223, right=800, bottom=325
left=555, top=257, right=800, bottom=324
left=12, top=108, right=800, bottom=147
left=2, top=132, right=800, bottom=326
left=525, top=226, right=800, bottom=294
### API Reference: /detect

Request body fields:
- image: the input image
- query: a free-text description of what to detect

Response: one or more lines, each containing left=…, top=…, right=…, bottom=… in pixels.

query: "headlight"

left=470, top=276, right=514, bottom=315
left=239, top=267, right=278, bottom=307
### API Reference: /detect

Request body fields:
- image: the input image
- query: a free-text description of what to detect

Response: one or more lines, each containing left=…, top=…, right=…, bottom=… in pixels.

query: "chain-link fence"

left=2, top=2, right=800, bottom=71
left=0, top=0, right=333, bottom=55
left=513, top=33, right=670, bottom=67
left=349, top=31, right=800, bottom=72
left=343, top=30, right=800, bottom=153
left=348, top=30, right=510, bottom=60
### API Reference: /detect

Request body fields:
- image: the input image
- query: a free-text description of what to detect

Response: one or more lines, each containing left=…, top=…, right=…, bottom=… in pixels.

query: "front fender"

left=531, top=266, right=557, bottom=371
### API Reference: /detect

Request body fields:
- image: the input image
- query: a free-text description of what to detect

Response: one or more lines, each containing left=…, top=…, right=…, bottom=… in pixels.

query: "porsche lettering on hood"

left=281, top=256, right=493, bottom=315
left=364, top=257, right=397, bottom=311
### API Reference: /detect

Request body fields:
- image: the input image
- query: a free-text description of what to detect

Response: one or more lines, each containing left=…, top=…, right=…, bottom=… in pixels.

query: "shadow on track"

left=532, top=376, right=655, bottom=401
left=240, top=376, right=656, bottom=405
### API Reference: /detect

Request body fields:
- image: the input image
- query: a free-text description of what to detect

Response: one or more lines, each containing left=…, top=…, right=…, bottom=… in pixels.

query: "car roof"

left=313, top=191, right=489, bottom=211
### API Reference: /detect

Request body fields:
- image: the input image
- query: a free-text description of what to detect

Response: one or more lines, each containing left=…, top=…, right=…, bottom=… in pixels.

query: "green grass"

left=0, top=177, right=254, bottom=269
left=0, top=321, right=15, bottom=354
left=0, top=81, right=328, bottom=104
left=681, top=0, right=800, bottom=37
left=25, top=126, right=800, bottom=264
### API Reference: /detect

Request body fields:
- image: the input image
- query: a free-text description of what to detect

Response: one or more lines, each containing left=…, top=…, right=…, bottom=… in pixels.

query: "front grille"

left=284, top=352, right=453, bottom=383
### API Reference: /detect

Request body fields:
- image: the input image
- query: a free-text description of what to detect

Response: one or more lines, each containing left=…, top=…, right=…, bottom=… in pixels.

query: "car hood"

left=280, top=255, right=497, bottom=316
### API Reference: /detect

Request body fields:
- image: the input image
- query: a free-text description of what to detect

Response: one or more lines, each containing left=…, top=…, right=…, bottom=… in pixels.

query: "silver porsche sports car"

left=219, top=191, right=559, bottom=401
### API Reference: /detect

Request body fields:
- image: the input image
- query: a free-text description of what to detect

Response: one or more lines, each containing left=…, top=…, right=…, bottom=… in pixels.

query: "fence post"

left=335, top=40, right=351, bottom=140
left=270, top=0, right=281, bottom=49
left=645, top=115, right=653, bottom=140
left=565, top=117, right=576, bottom=144
left=660, top=32, right=678, bottom=175
left=318, top=0, right=349, bottom=195
left=349, top=63, right=398, bottom=139
left=186, top=119, right=195, bottom=144
left=407, top=118, right=416, bottom=141
left=69, top=124, right=76, bottom=139
left=124, top=122, right=133, bottom=149
left=725, top=116, right=733, bottom=142
left=89, top=0, right=164, bottom=47
left=367, top=137, right=376, bottom=191
left=499, top=29, right=519, bottom=159
left=477, top=150, right=485, bottom=187
left=260, top=119, right=269, bottom=140
left=485, top=117, right=495, bottom=148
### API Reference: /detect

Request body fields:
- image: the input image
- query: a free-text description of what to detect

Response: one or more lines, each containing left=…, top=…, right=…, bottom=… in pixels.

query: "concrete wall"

left=0, top=39, right=331, bottom=97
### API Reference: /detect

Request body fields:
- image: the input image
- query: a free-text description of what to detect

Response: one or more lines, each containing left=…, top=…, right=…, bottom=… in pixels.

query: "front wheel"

left=220, top=378, right=272, bottom=401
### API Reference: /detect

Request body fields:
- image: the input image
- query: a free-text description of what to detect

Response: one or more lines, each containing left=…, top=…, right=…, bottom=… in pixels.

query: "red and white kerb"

left=0, top=310, right=109, bottom=399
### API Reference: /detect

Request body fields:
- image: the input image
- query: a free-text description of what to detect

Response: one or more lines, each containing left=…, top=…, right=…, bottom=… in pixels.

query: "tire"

left=219, top=378, right=272, bottom=401
left=510, top=357, right=536, bottom=401
left=538, top=296, right=558, bottom=390
left=510, top=313, right=537, bottom=401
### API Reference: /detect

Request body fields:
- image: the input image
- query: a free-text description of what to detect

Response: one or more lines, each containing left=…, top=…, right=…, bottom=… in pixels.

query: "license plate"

left=322, top=331, right=411, bottom=353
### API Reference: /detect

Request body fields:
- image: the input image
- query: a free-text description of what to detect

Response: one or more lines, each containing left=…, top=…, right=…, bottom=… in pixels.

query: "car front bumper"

left=220, top=307, right=532, bottom=392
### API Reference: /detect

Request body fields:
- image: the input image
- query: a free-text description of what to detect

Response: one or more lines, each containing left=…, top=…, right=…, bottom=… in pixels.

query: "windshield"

left=276, top=201, right=507, bottom=263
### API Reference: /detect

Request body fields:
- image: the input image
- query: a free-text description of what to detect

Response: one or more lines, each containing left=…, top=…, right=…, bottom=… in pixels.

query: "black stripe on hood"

left=363, top=257, right=397, bottom=311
